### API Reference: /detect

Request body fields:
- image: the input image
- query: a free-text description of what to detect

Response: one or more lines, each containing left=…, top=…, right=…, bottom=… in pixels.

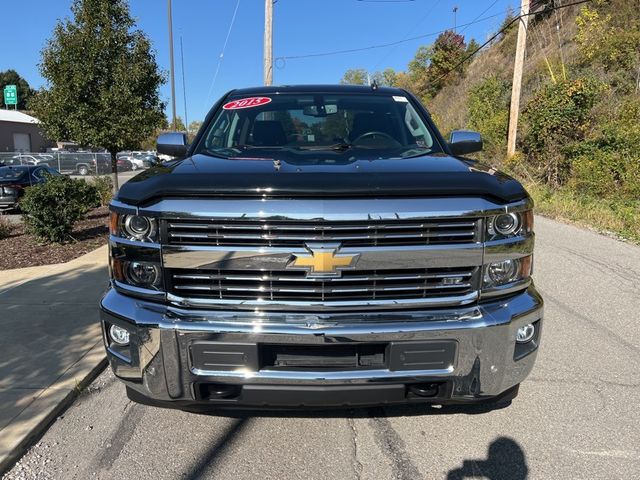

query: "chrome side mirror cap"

left=157, top=132, right=188, bottom=157
left=449, top=130, right=483, bottom=156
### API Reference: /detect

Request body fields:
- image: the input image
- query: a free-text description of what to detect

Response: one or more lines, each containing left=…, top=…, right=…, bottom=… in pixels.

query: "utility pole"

left=168, top=0, right=177, bottom=130
left=180, top=34, right=188, bottom=131
left=507, top=0, right=530, bottom=157
left=264, top=0, right=273, bottom=86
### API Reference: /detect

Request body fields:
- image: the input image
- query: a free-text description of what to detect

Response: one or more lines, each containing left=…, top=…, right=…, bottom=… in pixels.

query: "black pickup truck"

left=101, top=85, right=542, bottom=410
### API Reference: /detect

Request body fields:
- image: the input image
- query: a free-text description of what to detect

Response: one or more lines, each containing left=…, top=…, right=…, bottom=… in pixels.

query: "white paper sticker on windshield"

left=393, top=95, right=408, bottom=102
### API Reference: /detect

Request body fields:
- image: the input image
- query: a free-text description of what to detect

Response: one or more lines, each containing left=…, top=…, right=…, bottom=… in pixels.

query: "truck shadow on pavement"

left=181, top=416, right=251, bottom=480
left=446, top=436, right=528, bottom=480
left=186, top=401, right=513, bottom=420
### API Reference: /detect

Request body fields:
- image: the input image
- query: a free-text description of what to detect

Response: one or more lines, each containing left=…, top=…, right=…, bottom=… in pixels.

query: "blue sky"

left=1, top=0, right=517, bottom=123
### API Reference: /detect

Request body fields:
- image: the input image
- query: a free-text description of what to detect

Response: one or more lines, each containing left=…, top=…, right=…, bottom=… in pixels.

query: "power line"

left=459, top=0, right=500, bottom=34
left=205, top=0, right=241, bottom=104
left=276, top=9, right=510, bottom=63
left=372, top=0, right=443, bottom=71
left=431, top=0, right=592, bottom=86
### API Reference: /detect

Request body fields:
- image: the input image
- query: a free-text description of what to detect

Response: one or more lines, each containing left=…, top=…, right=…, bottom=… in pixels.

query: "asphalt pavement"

left=2, top=216, right=639, bottom=480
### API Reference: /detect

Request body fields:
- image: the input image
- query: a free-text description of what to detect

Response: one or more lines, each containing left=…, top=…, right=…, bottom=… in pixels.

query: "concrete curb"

left=0, top=342, right=107, bottom=475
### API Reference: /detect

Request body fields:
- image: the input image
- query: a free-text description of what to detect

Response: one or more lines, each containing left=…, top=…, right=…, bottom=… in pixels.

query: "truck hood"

left=116, top=152, right=528, bottom=206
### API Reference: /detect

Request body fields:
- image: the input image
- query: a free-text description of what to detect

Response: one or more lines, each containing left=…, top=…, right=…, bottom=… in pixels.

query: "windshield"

left=195, top=93, right=441, bottom=160
left=0, top=166, right=28, bottom=181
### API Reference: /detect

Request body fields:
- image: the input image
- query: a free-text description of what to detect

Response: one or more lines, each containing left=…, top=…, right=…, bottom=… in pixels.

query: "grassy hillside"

left=425, top=0, right=639, bottom=242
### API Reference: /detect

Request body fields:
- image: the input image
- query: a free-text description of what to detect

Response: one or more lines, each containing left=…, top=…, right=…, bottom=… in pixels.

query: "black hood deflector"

left=116, top=153, right=528, bottom=206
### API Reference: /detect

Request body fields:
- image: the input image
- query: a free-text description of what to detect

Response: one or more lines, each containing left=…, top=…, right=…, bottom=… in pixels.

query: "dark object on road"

left=0, top=165, right=61, bottom=211
left=101, top=85, right=543, bottom=410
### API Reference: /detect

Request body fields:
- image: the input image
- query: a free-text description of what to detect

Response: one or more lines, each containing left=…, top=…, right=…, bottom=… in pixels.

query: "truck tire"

left=78, top=165, right=89, bottom=176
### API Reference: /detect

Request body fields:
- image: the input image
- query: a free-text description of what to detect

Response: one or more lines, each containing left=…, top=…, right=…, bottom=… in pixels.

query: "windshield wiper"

left=230, top=144, right=291, bottom=150
left=296, top=142, right=354, bottom=152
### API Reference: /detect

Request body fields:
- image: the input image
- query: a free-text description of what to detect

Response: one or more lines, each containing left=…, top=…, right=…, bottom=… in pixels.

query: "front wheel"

left=131, top=163, right=138, bottom=171
left=78, top=165, right=89, bottom=176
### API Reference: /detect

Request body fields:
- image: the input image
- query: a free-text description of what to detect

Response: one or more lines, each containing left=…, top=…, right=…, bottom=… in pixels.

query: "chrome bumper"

left=100, top=285, right=543, bottom=407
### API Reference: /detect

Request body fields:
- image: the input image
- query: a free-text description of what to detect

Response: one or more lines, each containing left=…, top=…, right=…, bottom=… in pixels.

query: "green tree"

left=407, top=32, right=467, bottom=101
left=0, top=70, right=35, bottom=110
left=340, top=69, right=369, bottom=85
left=187, top=120, right=203, bottom=136
left=31, top=0, right=165, bottom=191
left=424, top=31, right=467, bottom=97
left=372, top=68, right=398, bottom=87
left=172, top=116, right=187, bottom=131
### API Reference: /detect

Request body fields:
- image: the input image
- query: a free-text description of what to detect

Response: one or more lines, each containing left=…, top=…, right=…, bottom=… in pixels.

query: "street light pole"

left=264, top=0, right=273, bottom=86
left=168, top=0, right=177, bottom=130
left=453, top=6, right=458, bottom=33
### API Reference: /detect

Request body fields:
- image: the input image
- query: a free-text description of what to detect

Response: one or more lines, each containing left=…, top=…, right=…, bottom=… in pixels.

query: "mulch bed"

left=0, top=207, right=109, bottom=270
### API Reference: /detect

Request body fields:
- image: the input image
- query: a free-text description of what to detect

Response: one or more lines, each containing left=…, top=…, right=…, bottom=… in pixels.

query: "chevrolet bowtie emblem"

left=288, top=243, right=359, bottom=278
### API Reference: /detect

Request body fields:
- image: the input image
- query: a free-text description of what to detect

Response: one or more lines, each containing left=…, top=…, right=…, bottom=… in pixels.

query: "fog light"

left=516, top=323, right=535, bottom=343
left=109, top=325, right=130, bottom=346
left=125, top=261, right=160, bottom=288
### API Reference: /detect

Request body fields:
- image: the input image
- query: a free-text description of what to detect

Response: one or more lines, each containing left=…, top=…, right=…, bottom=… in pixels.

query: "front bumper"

left=100, top=286, right=543, bottom=409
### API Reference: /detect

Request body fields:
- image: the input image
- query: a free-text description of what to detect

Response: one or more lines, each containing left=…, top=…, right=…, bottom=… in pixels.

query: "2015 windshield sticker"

left=392, top=95, right=408, bottom=102
left=223, top=97, right=272, bottom=110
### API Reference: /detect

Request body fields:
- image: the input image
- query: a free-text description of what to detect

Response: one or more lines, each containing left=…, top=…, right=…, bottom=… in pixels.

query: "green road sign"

left=3, top=85, right=17, bottom=106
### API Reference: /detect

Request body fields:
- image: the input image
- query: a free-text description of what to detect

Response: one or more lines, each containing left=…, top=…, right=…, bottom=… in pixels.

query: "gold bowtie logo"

left=289, top=245, right=359, bottom=278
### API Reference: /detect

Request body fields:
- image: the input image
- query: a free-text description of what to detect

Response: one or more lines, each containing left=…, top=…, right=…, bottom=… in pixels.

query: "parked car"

left=102, top=84, right=542, bottom=411
left=55, top=152, right=111, bottom=175
left=116, top=158, right=133, bottom=172
left=0, top=165, right=62, bottom=211
left=0, top=154, right=52, bottom=167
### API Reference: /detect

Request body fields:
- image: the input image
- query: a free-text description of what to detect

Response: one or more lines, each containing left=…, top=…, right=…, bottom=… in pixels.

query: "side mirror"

left=157, top=132, right=188, bottom=157
left=449, top=130, right=483, bottom=156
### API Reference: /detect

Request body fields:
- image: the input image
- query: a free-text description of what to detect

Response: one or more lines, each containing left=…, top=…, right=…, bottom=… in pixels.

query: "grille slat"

left=166, top=219, right=479, bottom=248
left=169, top=267, right=477, bottom=303
left=172, top=271, right=473, bottom=283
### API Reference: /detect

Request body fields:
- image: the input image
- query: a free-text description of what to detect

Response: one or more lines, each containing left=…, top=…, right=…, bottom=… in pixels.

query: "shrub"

left=92, top=175, right=114, bottom=206
left=569, top=97, right=640, bottom=199
left=0, top=216, right=14, bottom=240
left=20, top=175, right=99, bottom=243
left=467, top=76, right=510, bottom=158
left=521, top=77, right=605, bottom=186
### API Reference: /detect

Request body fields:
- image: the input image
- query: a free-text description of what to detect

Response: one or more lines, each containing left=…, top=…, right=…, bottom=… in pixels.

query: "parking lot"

left=0, top=170, right=138, bottom=224
left=3, top=215, right=639, bottom=480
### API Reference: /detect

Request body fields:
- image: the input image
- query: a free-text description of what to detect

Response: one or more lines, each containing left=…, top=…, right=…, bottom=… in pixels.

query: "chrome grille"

left=168, top=267, right=478, bottom=303
left=165, top=219, right=480, bottom=248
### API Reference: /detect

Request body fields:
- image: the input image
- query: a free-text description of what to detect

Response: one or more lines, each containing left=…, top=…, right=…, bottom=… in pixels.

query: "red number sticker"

left=222, top=97, right=272, bottom=110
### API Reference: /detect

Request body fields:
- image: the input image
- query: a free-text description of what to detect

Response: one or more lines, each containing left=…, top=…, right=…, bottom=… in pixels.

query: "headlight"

left=486, top=259, right=519, bottom=284
left=110, top=212, right=158, bottom=242
left=124, top=261, right=161, bottom=288
left=487, top=210, right=533, bottom=239
left=111, top=258, right=162, bottom=290
left=483, top=255, right=532, bottom=289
